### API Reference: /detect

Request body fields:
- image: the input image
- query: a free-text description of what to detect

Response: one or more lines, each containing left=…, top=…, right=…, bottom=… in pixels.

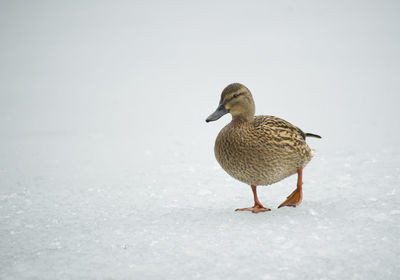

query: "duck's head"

left=206, top=83, right=255, bottom=123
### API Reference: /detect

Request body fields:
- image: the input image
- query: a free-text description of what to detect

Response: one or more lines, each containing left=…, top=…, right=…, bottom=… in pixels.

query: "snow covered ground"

left=1, top=133, right=400, bottom=279
left=1, top=1, right=400, bottom=279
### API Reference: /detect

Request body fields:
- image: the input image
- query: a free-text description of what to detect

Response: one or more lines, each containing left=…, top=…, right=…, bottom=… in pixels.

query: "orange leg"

left=235, top=185, right=271, bottom=213
left=278, top=166, right=304, bottom=208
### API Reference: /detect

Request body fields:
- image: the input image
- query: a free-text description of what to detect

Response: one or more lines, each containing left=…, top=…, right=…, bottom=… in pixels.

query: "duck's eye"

left=233, top=93, right=239, bottom=98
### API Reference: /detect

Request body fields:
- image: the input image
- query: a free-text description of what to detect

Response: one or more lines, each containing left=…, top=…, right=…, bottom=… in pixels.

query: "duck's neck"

left=231, top=106, right=255, bottom=122
left=232, top=112, right=254, bottom=123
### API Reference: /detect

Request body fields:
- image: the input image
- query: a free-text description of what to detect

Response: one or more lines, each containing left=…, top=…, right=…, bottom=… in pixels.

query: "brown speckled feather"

left=214, top=115, right=312, bottom=186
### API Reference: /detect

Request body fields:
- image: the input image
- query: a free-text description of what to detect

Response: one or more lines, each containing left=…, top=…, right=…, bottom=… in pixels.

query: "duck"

left=206, top=83, right=321, bottom=213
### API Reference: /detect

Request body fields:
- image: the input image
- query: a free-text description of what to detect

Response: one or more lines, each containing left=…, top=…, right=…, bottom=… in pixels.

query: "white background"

left=1, top=1, right=399, bottom=279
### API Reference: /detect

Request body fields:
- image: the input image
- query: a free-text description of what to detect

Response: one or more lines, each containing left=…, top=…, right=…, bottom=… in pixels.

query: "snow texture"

left=1, top=1, right=400, bottom=279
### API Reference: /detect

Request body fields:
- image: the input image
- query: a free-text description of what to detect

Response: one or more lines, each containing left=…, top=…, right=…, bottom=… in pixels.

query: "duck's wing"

left=254, top=115, right=306, bottom=140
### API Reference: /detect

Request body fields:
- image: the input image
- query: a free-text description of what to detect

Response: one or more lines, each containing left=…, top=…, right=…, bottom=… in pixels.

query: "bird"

left=206, top=83, right=321, bottom=213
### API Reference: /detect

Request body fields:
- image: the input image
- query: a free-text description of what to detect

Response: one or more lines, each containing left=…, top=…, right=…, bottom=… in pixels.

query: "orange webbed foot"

left=278, top=166, right=304, bottom=209
left=235, top=204, right=271, bottom=213
left=278, top=188, right=303, bottom=208
left=236, top=185, right=271, bottom=213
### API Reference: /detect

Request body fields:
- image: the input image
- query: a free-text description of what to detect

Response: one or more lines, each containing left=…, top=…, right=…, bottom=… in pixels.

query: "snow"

left=1, top=1, right=400, bottom=279
left=1, top=142, right=399, bottom=279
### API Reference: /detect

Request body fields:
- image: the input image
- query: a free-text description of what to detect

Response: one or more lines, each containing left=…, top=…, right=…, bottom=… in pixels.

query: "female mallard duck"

left=206, top=83, right=321, bottom=213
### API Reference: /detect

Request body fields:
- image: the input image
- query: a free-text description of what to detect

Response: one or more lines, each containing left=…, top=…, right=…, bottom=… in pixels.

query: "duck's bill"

left=206, top=104, right=228, bottom=122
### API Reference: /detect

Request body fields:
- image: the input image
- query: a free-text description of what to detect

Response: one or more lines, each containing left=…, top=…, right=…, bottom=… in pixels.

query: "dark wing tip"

left=305, top=133, right=322, bottom=139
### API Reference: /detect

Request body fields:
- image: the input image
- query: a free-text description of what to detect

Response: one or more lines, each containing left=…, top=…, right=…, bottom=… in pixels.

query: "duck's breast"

left=214, top=118, right=312, bottom=186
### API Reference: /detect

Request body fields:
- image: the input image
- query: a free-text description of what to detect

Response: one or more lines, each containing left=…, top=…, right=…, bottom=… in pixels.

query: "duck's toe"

left=235, top=204, right=271, bottom=213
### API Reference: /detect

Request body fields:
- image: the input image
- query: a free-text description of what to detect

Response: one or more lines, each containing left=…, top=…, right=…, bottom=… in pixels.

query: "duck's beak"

left=206, top=104, right=228, bottom=122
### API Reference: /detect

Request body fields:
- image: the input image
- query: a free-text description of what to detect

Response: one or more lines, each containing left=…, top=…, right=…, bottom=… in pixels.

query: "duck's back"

left=215, top=115, right=312, bottom=186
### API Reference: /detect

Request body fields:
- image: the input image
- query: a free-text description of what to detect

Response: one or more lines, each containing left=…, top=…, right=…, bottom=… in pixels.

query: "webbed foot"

left=278, top=188, right=303, bottom=208
left=235, top=204, right=271, bottom=213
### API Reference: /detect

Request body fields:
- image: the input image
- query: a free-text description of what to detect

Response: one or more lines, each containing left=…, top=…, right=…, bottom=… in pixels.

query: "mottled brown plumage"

left=206, top=83, right=321, bottom=212
left=215, top=115, right=312, bottom=186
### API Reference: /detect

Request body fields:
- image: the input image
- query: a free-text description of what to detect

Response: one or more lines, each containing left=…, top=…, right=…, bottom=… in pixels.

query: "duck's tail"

left=305, top=133, right=322, bottom=139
